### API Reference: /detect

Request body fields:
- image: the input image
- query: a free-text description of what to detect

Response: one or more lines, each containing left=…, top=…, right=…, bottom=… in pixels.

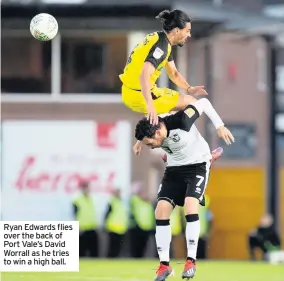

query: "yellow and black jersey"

left=119, top=31, right=173, bottom=90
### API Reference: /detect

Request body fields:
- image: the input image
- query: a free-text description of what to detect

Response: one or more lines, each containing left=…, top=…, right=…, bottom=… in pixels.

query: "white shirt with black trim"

left=159, top=106, right=212, bottom=167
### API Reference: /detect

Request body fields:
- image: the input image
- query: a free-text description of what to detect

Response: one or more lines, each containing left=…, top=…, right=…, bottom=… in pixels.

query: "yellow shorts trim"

left=121, top=85, right=179, bottom=114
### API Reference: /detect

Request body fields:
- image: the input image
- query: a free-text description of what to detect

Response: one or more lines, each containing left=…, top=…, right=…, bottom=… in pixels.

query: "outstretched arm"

left=194, top=98, right=235, bottom=145
left=194, top=98, right=224, bottom=129
left=168, top=98, right=234, bottom=145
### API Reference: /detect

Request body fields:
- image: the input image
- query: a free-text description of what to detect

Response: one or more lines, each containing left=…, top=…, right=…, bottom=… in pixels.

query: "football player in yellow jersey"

left=119, top=9, right=208, bottom=155
left=119, top=9, right=207, bottom=123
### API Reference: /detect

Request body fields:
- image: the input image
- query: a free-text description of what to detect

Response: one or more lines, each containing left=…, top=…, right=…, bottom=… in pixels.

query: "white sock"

left=155, top=220, right=171, bottom=262
left=185, top=214, right=200, bottom=260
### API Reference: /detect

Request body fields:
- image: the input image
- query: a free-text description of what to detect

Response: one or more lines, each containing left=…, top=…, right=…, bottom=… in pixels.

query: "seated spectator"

left=248, top=214, right=283, bottom=263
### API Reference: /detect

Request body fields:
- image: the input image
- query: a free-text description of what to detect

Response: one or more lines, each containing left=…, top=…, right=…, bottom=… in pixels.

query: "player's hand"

left=147, top=103, right=158, bottom=125
left=133, top=141, right=143, bottom=156
left=187, top=86, right=208, bottom=96
left=217, top=126, right=235, bottom=145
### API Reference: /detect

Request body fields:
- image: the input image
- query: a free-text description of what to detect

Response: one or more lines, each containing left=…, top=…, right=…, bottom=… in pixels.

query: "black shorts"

left=157, top=161, right=210, bottom=207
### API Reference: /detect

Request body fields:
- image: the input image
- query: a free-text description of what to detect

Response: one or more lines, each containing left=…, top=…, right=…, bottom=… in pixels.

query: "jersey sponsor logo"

left=153, top=47, right=164, bottom=59
left=185, top=108, right=195, bottom=118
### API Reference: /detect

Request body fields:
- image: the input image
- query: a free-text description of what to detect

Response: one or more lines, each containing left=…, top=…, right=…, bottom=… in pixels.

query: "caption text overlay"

left=0, top=221, right=79, bottom=272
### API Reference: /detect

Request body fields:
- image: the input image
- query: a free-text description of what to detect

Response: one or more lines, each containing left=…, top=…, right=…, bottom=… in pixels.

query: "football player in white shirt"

left=158, top=113, right=224, bottom=165
left=134, top=98, right=234, bottom=281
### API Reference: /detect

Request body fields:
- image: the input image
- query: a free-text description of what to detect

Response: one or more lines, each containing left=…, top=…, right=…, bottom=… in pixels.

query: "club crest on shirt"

left=170, top=133, right=180, bottom=143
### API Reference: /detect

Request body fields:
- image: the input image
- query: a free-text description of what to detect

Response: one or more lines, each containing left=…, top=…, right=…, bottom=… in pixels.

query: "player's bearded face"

left=176, top=23, right=191, bottom=47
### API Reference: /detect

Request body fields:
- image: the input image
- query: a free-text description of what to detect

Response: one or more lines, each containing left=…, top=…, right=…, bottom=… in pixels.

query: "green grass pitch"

left=2, top=259, right=284, bottom=281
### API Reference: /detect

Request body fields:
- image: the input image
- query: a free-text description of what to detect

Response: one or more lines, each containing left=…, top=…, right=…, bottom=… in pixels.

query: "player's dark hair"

left=135, top=117, right=161, bottom=141
left=156, top=9, right=191, bottom=33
